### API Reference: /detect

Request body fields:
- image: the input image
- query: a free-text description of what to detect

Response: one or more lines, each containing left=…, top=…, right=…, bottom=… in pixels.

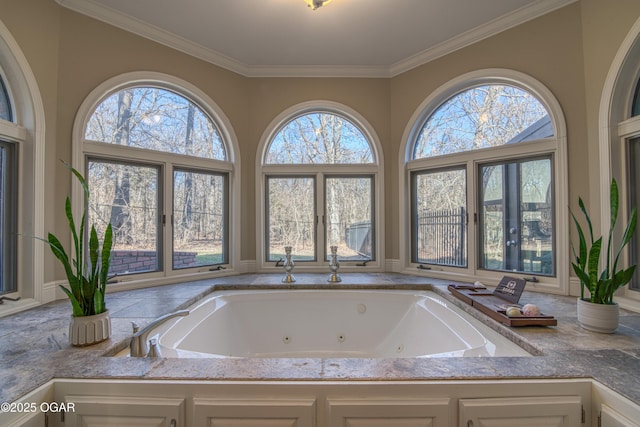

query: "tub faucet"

left=130, top=310, right=189, bottom=357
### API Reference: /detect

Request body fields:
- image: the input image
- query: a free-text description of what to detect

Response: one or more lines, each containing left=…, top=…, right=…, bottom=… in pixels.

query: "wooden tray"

left=448, top=285, right=557, bottom=327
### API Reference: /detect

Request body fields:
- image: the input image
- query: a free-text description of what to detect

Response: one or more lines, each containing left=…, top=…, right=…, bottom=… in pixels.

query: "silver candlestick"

left=327, top=245, right=341, bottom=282
left=281, top=246, right=296, bottom=283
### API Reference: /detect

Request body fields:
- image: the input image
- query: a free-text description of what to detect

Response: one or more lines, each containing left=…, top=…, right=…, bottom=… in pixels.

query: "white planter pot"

left=577, top=298, right=619, bottom=333
left=69, top=310, right=111, bottom=346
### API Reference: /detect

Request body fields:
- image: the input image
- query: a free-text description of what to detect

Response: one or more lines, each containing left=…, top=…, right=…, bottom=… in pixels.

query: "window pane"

left=0, top=76, right=11, bottom=122
left=325, top=176, right=373, bottom=261
left=88, top=160, right=160, bottom=276
left=266, top=177, right=315, bottom=261
left=173, top=170, right=227, bottom=269
left=0, top=141, right=16, bottom=294
left=412, top=168, right=467, bottom=266
left=413, top=85, right=552, bottom=159
left=266, top=112, right=374, bottom=164
left=480, top=158, right=554, bottom=275
left=632, top=76, right=640, bottom=117
left=86, top=87, right=226, bottom=160
left=629, top=137, right=640, bottom=290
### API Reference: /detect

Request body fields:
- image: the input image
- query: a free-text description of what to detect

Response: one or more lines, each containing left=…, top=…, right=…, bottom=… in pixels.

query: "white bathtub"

left=155, top=290, right=530, bottom=358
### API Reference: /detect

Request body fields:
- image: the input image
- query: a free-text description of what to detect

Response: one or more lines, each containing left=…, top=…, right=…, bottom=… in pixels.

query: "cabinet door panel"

left=601, top=403, right=640, bottom=427
left=327, top=398, right=450, bottom=427
left=193, top=398, right=316, bottom=427
left=459, top=396, right=581, bottom=427
left=63, top=395, right=184, bottom=427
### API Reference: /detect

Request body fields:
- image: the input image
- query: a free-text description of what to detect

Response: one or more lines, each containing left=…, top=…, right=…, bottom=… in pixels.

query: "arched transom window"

left=81, top=83, right=233, bottom=281
left=261, top=108, right=382, bottom=269
left=405, top=75, right=565, bottom=290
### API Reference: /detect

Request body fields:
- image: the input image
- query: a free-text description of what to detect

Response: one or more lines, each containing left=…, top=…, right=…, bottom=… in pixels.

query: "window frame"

left=73, top=72, right=239, bottom=291
left=0, top=139, right=17, bottom=295
left=400, top=69, right=568, bottom=293
left=0, top=20, right=46, bottom=317
left=599, top=16, right=640, bottom=310
left=257, top=101, right=384, bottom=272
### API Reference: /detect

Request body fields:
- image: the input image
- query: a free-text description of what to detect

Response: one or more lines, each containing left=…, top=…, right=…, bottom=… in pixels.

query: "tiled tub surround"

left=1, top=274, right=640, bottom=407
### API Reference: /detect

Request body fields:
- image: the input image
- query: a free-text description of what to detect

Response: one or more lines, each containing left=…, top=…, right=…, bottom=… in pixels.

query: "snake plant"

left=45, top=162, right=113, bottom=317
left=571, top=179, right=637, bottom=304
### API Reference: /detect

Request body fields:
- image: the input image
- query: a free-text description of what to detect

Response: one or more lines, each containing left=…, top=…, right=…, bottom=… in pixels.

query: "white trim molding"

left=598, top=14, right=640, bottom=312
left=54, top=0, right=577, bottom=78
left=0, top=18, right=46, bottom=310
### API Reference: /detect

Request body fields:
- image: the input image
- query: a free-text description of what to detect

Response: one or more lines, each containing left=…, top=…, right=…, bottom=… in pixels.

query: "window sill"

left=0, top=298, right=41, bottom=318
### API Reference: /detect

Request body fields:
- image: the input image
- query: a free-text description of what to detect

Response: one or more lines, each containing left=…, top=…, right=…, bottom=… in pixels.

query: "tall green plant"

left=44, top=162, right=113, bottom=317
left=571, top=179, right=637, bottom=304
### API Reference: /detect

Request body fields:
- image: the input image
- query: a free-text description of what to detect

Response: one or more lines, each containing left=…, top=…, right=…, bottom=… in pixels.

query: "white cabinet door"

left=327, top=397, right=451, bottom=427
left=2, top=411, right=46, bottom=427
left=193, top=397, right=316, bottom=427
left=601, top=403, right=640, bottom=427
left=63, top=395, right=185, bottom=427
left=459, top=396, right=582, bottom=427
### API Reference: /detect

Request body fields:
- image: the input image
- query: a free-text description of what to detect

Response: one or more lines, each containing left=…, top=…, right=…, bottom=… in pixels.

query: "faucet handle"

left=131, top=321, right=140, bottom=334
left=147, top=338, right=162, bottom=357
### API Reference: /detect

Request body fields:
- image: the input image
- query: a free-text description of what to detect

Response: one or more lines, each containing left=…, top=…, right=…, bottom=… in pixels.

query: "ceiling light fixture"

left=304, top=0, right=333, bottom=10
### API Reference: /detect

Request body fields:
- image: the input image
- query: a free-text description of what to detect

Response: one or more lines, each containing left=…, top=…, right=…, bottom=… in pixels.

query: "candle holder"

left=327, top=245, right=341, bottom=282
left=281, top=246, right=296, bottom=283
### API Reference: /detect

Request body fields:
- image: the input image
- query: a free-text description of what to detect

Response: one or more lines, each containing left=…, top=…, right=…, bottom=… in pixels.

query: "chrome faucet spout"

left=130, top=310, right=189, bottom=357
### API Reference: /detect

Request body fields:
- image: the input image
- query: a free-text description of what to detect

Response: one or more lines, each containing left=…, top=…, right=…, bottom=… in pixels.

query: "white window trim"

left=0, top=18, right=46, bottom=317
left=256, top=100, right=385, bottom=272
left=398, top=68, right=569, bottom=294
left=599, top=15, right=640, bottom=312
left=71, top=71, right=242, bottom=293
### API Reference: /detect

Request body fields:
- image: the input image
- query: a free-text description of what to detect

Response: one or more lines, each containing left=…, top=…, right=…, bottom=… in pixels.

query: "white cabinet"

left=600, top=403, right=640, bottom=427
left=62, top=395, right=185, bottom=427
left=459, top=396, right=582, bottom=427
left=192, top=397, right=316, bottom=427
left=2, top=411, right=46, bottom=427
left=326, top=397, right=450, bottom=427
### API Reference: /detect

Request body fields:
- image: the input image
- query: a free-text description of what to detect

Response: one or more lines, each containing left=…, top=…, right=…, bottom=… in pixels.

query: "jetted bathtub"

left=154, top=290, right=530, bottom=358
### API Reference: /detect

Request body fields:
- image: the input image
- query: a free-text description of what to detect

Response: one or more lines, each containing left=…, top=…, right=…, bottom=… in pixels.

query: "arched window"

left=77, top=75, right=237, bottom=284
left=259, top=104, right=383, bottom=270
left=403, top=70, right=567, bottom=291
left=601, top=16, right=640, bottom=306
left=629, top=77, right=640, bottom=294
left=0, top=73, right=16, bottom=295
left=0, top=18, right=44, bottom=312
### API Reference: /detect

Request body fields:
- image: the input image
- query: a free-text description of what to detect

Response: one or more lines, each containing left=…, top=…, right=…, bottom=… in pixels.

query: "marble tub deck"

left=1, top=273, right=640, bottom=406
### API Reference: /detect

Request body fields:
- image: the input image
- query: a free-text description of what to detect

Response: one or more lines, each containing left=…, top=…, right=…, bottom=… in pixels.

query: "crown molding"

left=56, top=0, right=577, bottom=79
left=389, top=0, right=579, bottom=76
left=55, top=0, right=250, bottom=75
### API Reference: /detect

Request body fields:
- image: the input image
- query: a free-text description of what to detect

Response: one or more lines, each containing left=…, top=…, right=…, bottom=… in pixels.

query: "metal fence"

left=416, top=207, right=466, bottom=266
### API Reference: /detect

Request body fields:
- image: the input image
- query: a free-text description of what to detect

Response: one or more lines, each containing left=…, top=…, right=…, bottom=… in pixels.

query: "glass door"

left=479, top=157, right=554, bottom=275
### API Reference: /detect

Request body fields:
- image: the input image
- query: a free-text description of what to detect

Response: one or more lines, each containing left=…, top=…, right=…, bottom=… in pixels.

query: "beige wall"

left=1, top=0, right=640, bottom=283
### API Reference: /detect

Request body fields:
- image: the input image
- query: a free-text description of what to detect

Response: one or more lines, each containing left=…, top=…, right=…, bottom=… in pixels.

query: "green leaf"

left=578, top=197, right=594, bottom=244
left=100, top=223, right=113, bottom=290
left=587, top=237, right=602, bottom=300
left=58, top=284, right=83, bottom=317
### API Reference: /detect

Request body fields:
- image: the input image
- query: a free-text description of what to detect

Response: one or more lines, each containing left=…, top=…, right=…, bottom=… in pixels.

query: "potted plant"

left=571, top=178, right=637, bottom=333
left=44, top=162, right=113, bottom=346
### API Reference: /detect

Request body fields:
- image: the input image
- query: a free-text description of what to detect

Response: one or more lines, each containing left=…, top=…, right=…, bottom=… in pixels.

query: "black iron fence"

left=416, top=207, right=466, bottom=266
